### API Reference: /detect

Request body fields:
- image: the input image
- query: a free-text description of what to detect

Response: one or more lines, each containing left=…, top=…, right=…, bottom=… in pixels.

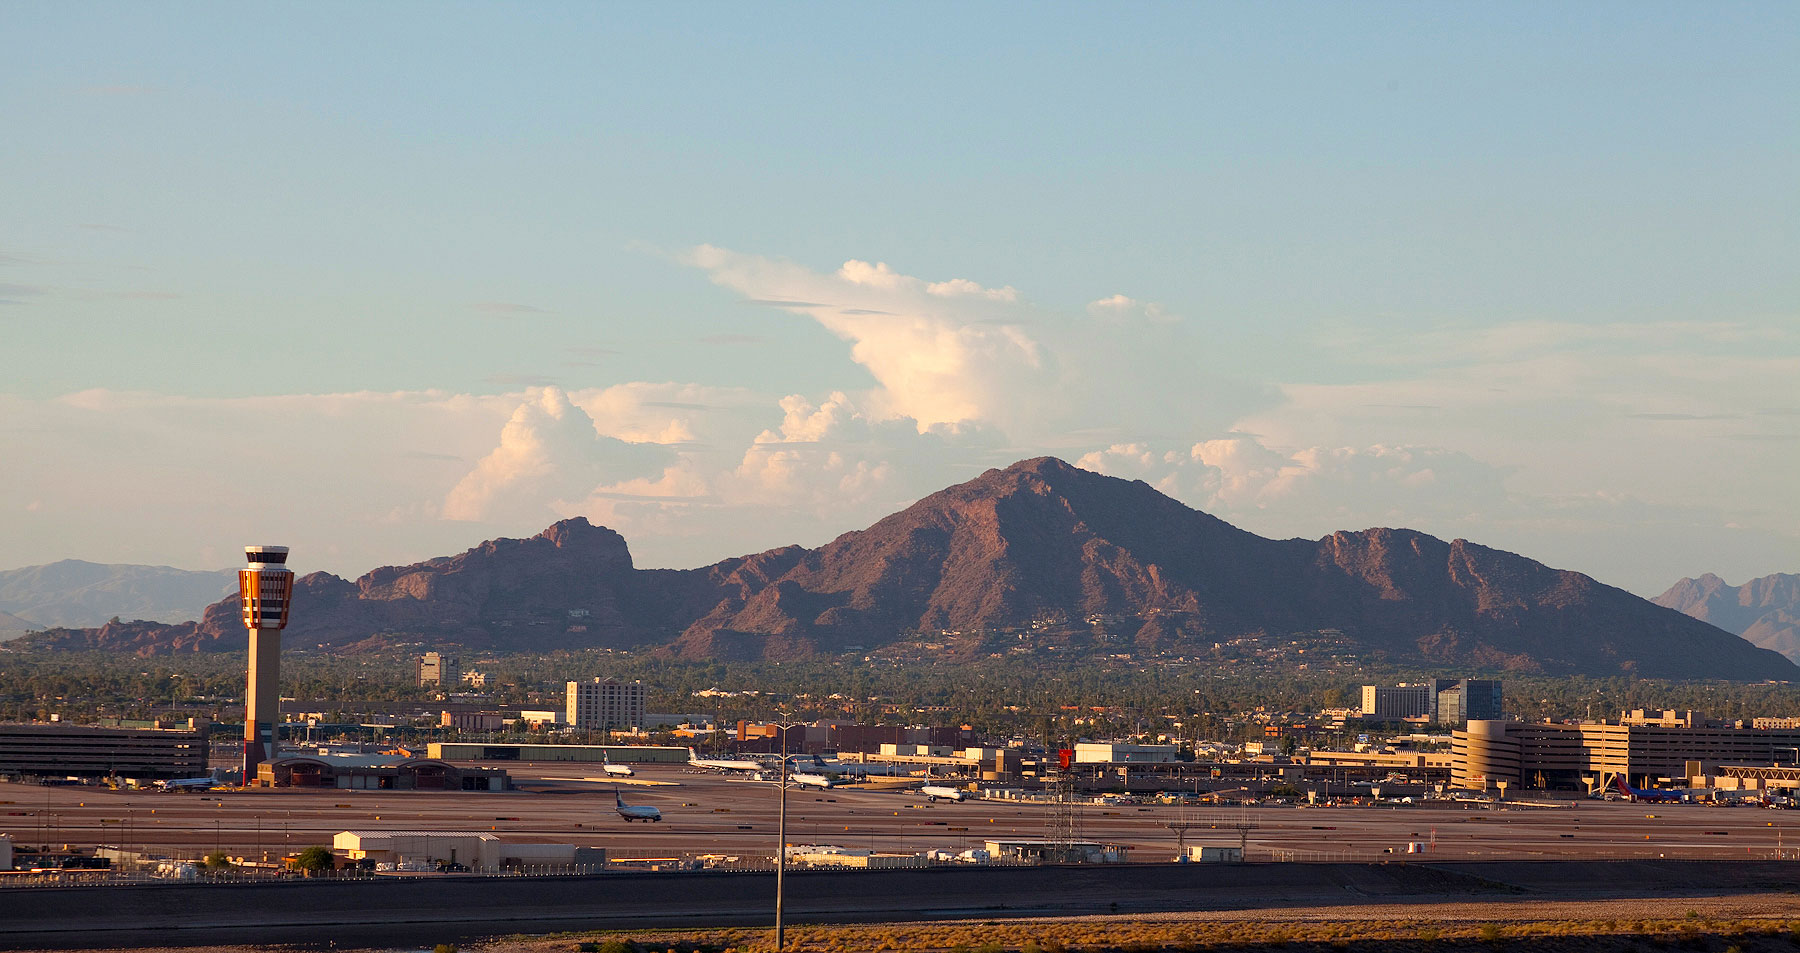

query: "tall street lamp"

left=771, top=720, right=806, bottom=952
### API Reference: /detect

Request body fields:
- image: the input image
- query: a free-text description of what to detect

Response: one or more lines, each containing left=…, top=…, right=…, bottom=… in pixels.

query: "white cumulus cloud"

left=442, top=387, right=673, bottom=523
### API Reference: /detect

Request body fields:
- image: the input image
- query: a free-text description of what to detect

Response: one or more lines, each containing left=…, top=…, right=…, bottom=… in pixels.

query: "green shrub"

left=1477, top=923, right=1503, bottom=942
left=292, top=845, right=333, bottom=874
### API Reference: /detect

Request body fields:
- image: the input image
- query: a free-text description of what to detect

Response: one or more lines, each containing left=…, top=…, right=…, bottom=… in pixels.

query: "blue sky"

left=2, top=3, right=1795, bottom=596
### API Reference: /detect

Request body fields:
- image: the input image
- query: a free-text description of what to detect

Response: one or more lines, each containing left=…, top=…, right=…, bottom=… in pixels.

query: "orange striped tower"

left=239, top=545, right=293, bottom=782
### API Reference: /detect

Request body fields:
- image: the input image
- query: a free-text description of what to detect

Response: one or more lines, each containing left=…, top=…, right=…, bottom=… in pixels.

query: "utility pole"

left=772, top=720, right=804, bottom=952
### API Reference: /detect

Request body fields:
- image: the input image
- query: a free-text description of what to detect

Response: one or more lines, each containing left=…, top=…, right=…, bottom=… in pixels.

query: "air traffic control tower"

left=239, top=545, right=293, bottom=780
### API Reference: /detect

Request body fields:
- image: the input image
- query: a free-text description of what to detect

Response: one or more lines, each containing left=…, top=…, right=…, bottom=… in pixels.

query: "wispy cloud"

left=0, top=283, right=46, bottom=305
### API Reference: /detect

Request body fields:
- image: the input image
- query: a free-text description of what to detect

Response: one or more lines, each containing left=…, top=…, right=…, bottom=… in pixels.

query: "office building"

left=1435, top=679, right=1503, bottom=723
left=1361, top=683, right=1437, bottom=720
left=1361, top=678, right=1502, bottom=724
left=417, top=652, right=458, bottom=686
left=0, top=724, right=207, bottom=779
left=565, top=677, right=645, bottom=731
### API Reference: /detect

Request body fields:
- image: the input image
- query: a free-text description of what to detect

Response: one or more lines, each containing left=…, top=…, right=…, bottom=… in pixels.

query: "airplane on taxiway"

left=614, top=789, right=663, bottom=822
left=686, top=747, right=764, bottom=773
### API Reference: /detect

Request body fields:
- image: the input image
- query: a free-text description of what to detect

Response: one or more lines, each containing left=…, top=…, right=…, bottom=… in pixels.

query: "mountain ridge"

left=1655, top=572, right=1800, bottom=664
left=19, top=458, right=1793, bottom=680
left=0, top=560, right=236, bottom=629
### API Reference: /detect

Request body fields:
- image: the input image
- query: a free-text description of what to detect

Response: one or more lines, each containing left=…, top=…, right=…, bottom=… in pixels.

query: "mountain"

left=0, top=608, right=41, bottom=643
left=1654, top=573, right=1800, bottom=664
left=20, top=458, right=1794, bottom=679
left=0, top=560, right=237, bottom=629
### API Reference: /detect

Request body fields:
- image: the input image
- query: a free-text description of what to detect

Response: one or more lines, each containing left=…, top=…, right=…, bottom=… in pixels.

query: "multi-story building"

left=1435, top=679, right=1503, bottom=723
left=0, top=724, right=208, bottom=779
left=1361, top=678, right=1502, bottom=724
left=1453, top=710, right=1800, bottom=791
left=565, top=677, right=645, bottom=731
left=418, top=652, right=458, bottom=687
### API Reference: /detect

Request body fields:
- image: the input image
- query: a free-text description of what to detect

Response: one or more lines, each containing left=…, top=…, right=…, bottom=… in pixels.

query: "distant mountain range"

left=1655, top=573, right=1800, bottom=664
left=19, top=458, right=1795, bottom=680
left=0, top=560, right=235, bottom=629
left=0, top=609, right=41, bottom=643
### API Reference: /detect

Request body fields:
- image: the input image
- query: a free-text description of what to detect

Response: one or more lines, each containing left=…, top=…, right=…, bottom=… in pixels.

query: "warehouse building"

left=0, top=724, right=207, bottom=780
left=333, top=830, right=603, bottom=870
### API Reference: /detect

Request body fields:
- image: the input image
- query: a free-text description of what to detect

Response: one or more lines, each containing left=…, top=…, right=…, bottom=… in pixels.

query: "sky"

left=2, top=2, right=1795, bottom=598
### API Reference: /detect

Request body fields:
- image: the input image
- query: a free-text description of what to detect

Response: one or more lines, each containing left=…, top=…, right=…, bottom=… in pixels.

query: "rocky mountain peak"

left=17, top=459, right=1794, bottom=679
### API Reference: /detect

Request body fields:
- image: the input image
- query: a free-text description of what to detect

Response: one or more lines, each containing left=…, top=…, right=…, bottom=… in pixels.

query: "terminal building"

left=0, top=724, right=207, bottom=780
left=428, top=742, right=685, bottom=764
left=1453, top=710, right=1800, bottom=792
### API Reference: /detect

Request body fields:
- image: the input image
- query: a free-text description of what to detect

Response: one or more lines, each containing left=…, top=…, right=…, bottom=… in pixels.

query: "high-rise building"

left=1435, top=679, right=1503, bottom=723
left=565, top=677, right=646, bottom=731
left=1361, top=678, right=1503, bottom=724
left=418, top=652, right=458, bottom=686
left=239, top=545, right=293, bottom=780
left=1360, top=682, right=1442, bottom=720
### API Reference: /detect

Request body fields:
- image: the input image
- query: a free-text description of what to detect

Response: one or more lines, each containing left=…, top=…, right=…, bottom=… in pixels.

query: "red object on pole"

left=1058, top=748, right=1074, bottom=771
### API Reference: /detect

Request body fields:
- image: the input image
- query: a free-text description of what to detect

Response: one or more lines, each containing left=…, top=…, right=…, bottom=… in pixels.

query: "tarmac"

left=6, top=762, right=1800, bottom=864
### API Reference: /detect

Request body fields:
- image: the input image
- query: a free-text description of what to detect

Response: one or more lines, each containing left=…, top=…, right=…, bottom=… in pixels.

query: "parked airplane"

left=614, top=789, right=663, bottom=822
left=795, top=753, right=910, bottom=780
left=158, top=769, right=222, bottom=792
left=920, top=784, right=970, bottom=803
left=600, top=753, right=635, bottom=778
left=788, top=770, right=838, bottom=789
left=687, top=747, right=764, bottom=773
left=1615, top=776, right=1689, bottom=803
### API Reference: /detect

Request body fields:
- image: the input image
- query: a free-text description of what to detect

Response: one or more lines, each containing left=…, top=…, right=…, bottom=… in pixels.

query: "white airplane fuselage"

left=614, top=791, right=662, bottom=822
left=687, top=748, right=763, bottom=772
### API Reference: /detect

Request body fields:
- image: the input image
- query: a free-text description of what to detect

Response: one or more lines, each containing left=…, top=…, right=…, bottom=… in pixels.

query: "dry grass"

left=497, top=916, right=1800, bottom=953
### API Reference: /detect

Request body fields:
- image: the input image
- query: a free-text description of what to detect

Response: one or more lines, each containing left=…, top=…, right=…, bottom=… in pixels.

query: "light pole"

left=772, top=720, right=805, bottom=952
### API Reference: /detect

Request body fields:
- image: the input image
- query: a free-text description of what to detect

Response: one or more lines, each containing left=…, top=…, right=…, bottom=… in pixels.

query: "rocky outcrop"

left=21, top=458, right=1795, bottom=679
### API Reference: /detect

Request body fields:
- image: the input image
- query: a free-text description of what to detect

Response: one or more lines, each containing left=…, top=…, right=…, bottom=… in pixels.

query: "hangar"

left=256, top=753, right=509, bottom=790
